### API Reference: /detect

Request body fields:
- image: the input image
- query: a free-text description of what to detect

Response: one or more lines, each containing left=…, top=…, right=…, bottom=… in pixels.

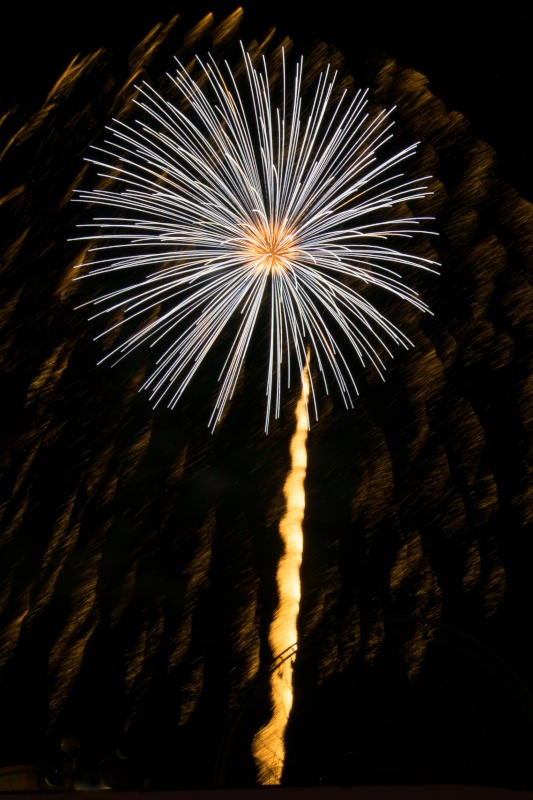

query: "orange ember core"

left=244, top=221, right=298, bottom=275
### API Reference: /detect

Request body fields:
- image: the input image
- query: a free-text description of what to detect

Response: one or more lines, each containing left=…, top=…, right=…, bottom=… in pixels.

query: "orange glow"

left=242, top=221, right=298, bottom=275
left=252, top=365, right=309, bottom=784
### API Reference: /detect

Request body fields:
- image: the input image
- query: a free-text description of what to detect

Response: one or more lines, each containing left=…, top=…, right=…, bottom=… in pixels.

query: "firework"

left=75, top=46, right=438, bottom=431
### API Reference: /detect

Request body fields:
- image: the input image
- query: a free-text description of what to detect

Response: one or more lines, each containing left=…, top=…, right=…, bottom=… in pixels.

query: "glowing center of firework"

left=244, top=222, right=297, bottom=276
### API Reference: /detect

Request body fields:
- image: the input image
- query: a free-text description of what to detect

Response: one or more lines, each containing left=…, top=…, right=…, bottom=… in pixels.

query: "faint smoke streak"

left=252, top=367, right=310, bottom=784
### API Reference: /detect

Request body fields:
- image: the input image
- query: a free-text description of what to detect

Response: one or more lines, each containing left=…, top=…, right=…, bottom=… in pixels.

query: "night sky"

left=1, top=2, right=532, bottom=790
left=3, top=3, right=531, bottom=201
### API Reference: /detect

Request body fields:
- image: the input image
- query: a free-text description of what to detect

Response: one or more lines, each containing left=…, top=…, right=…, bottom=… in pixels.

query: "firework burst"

left=75, top=46, right=438, bottom=431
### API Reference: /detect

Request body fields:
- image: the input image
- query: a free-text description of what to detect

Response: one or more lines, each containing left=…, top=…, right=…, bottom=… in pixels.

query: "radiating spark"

left=75, top=46, right=438, bottom=431
left=252, top=363, right=309, bottom=784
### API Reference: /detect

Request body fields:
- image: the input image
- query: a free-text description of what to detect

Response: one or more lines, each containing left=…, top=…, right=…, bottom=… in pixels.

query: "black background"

left=1, top=1, right=532, bottom=789
left=1, top=2, right=531, bottom=200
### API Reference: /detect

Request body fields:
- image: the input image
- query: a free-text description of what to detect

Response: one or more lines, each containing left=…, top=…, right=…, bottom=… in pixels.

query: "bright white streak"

left=74, top=45, right=438, bottom=431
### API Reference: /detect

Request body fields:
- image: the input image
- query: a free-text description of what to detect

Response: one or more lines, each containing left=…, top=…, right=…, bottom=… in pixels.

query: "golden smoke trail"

left=252, top=366, right=310, bottom=784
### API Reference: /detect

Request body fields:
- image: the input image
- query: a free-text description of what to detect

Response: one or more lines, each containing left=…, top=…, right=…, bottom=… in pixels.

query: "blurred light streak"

left=252, top=365, right=309, bottom=783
